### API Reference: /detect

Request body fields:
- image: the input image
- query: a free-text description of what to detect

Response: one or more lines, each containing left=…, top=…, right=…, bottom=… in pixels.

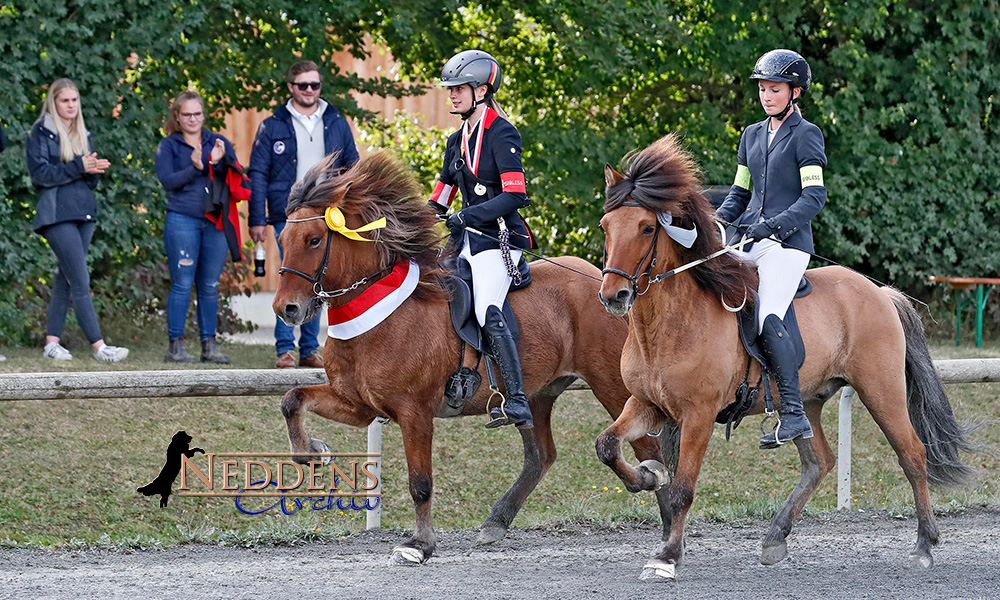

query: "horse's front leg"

left=281, top=384, right=377, bottom=465
left=390, top=409, right=438, bottom=565
left=595, top=397, right=670, bottom=492
left=640, top=413, right=713, bottom=583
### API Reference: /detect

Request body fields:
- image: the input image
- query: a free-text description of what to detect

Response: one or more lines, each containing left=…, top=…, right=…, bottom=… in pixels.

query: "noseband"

left=278, top=214, right=390, bottom=299
left=601, top=201, right=662, bottom=297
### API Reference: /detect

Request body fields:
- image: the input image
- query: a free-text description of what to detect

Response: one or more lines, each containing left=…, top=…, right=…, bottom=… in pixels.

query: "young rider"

left=715, top=49, right=828, bottom=449
left=427, top=50, right=536, bottom=429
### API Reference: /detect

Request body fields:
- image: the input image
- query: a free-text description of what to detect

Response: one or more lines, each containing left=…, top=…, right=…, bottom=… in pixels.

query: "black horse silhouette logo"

left=137, top=430, right=204, bottom=507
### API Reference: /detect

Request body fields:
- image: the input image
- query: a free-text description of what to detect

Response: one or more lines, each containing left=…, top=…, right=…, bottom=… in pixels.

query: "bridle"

left=601, top=201, right=662, bottom=297
left=278, top=213, right=390, bottom=300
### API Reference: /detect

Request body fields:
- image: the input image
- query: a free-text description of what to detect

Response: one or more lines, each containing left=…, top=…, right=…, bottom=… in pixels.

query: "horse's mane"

left=286, top=150, right=449, bottom=299
left=604, top=134, right=758, bottom=305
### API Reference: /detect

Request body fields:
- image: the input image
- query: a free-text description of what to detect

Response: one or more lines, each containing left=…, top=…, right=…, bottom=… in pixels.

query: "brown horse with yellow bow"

left=272, top=150, right=671, bottom=564
left=597, top=134, right=981, bottom=581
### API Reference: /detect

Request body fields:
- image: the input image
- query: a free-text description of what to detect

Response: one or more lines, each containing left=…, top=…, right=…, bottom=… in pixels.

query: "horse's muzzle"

left=599, top=287, right=634, bottom=317
left=274, top=297, right=320, bottom=327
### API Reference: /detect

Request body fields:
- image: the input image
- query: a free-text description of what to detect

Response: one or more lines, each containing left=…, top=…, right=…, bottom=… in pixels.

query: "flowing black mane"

left=286, top=150, right=449, bottom=298
left=604, top=134, right=758, bottom=305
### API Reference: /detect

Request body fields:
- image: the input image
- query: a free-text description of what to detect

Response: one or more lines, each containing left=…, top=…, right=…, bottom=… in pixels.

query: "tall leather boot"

left=200, top=336, right=230, bottom=364
left=483, top=306, right=533, bottom=429
left=164, top=337, right=196, bottom=363
left=758, top=314, right=813, bottom=449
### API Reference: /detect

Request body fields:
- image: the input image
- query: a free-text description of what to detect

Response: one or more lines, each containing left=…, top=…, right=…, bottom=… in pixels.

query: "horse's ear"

left=332, top=180, right=353, bottom=204
left=605, top=163, right=624, bottom=188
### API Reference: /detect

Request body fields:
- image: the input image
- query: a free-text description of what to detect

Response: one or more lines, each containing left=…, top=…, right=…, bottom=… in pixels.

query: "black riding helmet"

left=437, top=50, right=503, bottom=119
left=750, top=49, right=811, bottom=119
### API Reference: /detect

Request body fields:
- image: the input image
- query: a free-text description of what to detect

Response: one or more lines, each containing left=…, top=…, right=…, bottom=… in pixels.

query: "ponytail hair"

left=487, top=96, right=509, bottom=120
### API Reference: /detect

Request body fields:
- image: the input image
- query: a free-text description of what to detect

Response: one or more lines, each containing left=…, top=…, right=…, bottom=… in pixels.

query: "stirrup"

left=484, top=386, right=509, bottom=429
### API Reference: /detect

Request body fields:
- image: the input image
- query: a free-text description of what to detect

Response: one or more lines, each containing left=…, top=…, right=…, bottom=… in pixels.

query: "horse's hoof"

left=308, top=438, right=333, bottom=466
left=639, top=559, right=677, bottom=582
left=477, top=525, right=508, bottom=545
left=760, top=540, right=788, bottom=565
left=907, top=552, right=933, bottom=570
left=389, top=546, right=426, bottom=566
left=637, top=460, right=670, bottom=490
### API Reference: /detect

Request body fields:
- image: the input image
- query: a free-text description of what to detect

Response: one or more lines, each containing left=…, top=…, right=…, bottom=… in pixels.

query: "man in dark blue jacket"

left=248, top=60, right=360, bottom=368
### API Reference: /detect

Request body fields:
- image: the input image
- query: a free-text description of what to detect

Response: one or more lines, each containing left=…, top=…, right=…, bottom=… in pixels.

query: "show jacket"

left=247, top=100, right=359, bottom=227
left=25, top=114, right=100, bottom=234
left=427, top=107, right=535, bottom=255
left=716, top=111, right=827, bottom=254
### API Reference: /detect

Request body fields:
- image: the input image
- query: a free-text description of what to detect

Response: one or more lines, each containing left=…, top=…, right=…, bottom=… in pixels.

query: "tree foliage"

left=1, top=1, right=997, bottom=345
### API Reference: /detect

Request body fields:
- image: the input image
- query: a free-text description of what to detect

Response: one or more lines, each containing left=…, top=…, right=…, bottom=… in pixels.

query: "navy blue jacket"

left=716, top=111, right=827, bottom=254
left=427, top=107, right=534, bottom=255
left=247, top=101, right=359, bottom=226
left=25, top=115, right=100, bottom=234
left=155, top=130, right=236, bottom=219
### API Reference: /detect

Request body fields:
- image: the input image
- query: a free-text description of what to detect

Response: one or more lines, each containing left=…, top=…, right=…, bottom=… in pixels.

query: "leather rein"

left=278, top=214, right=390, bottom=300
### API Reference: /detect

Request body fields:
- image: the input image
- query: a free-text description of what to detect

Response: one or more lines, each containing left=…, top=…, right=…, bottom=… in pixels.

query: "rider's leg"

left=751, top=240, right=812, bottom=448
left=461, top=240, right=532, bottom=429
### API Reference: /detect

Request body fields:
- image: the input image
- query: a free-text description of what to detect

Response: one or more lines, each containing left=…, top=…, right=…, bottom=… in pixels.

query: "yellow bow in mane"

left=324, top=207, right=386, bottom=242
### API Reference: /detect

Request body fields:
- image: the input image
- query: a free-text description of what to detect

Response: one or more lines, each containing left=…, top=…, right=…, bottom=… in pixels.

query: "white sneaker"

left=94, top=344, right=129, bottom=363
left=43, top=342, right=73, bottom=361
left=0, top=354, right=6, bottom=361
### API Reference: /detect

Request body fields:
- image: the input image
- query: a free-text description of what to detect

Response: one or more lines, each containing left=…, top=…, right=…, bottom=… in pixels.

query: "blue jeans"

left=273, top=220, right=320, bottom=357
left=164, top=211, right=229, bottom=340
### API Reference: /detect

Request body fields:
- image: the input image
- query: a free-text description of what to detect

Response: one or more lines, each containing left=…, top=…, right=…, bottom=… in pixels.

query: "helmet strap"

left=771, top=86, right=799, bottom=121
left=450, top=86, right=491, bottom=121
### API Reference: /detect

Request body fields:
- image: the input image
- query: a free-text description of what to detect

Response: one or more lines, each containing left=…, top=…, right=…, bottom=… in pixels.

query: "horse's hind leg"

left=281, top=384, right=377, bottom=464
left=761, top=399, right=836, bottom=565
left=478, top=394, right=554, bottom=544
left=852, top=377, right=938, bottom=568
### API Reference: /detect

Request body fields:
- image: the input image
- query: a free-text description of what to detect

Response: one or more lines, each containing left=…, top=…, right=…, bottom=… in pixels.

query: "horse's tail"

left=885, top=287, right=984, bottom=486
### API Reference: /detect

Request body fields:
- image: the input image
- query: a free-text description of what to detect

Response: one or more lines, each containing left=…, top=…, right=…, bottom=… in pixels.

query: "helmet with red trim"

left=436, top=50, right=503, bottom=95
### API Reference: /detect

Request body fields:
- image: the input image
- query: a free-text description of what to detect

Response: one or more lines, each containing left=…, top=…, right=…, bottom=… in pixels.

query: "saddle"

left=715, top=276, right=811, bottom=438
left=438, top=255, right=532, bottom=417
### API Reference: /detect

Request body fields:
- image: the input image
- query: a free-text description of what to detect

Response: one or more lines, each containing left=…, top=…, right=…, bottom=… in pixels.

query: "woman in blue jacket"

left=715, top=50, right=828, bottom=449
left=26, top=78, right=129, bottom=363
left=155, top=90, right=235, bottom=364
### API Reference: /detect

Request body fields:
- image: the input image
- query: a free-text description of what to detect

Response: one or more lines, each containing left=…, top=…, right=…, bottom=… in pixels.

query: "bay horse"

left=272, top=150, right=670, bottom=564
left=596, top=134, right=981, bottom=581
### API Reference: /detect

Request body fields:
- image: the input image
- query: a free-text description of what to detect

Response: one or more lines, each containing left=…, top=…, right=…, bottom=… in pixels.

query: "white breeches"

left=460, top=233, right=523, bottom=327
left=739, top=238, right=810, bottom=334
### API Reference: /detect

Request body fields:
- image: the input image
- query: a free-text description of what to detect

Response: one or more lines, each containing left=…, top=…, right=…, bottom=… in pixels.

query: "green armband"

left=800, top=165, right=824, bottom=188
left=733, top=165, right=750, bottom=190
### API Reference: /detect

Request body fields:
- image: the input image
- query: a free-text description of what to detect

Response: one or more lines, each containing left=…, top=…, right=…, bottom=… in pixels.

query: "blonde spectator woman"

left=25, top=78, right=128, bottom=362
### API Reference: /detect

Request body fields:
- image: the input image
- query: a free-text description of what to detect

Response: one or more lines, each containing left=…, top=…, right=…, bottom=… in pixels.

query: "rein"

left=279, top=214, right=391, bottom=300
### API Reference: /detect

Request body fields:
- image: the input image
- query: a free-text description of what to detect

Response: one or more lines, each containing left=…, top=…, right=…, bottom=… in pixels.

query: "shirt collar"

left=286, top=99, right=328, bottom=121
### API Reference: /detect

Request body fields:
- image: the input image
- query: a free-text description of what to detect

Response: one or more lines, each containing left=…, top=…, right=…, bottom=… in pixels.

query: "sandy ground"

left=3, top=508, right=999, bottom=599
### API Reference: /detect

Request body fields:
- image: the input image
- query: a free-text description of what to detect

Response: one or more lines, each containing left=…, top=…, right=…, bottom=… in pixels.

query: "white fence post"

left=837, top=386, right=855, bottom=510
left=366, top=418, right=384, bottom=530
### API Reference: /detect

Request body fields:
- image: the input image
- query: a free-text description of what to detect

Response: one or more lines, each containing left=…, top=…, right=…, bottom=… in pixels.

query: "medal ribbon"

left=461, top=108, right=487, bottom=176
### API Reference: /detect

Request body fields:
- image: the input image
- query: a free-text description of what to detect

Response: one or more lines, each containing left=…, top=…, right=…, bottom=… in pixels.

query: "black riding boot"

left=758, top=314, right=813, bottom=449
left=483, top=306, right=533, bottom=429
left=164, top=337, right=196, bottom=363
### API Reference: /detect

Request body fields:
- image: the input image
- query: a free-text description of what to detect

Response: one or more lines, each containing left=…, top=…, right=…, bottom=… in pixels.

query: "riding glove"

left=745, top=220, right=775, bottom=243
left=446, top=211, right=467, bottom=236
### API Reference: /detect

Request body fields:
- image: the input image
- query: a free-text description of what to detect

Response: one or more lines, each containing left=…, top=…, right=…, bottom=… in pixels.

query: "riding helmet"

left=750, top=49, right=811, bottom=91
left=436, top=50, right=503, bottom=95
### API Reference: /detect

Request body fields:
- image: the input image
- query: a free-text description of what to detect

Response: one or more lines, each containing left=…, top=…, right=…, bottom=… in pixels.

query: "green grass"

left=0, top=337, right=998, bottom=548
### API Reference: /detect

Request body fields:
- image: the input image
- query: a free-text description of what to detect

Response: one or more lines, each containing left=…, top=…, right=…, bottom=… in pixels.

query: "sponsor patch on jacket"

left=273, top=141, right=285, bottom=155
left=500, top=171, right=526, bottom=193
left=734, top=164, right=750, bottom=190
left=799, top=165, right=824, bottom=188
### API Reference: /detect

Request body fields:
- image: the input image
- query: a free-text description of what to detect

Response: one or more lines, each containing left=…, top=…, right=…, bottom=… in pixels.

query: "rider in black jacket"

left=428, top=50, right=536, bottom=429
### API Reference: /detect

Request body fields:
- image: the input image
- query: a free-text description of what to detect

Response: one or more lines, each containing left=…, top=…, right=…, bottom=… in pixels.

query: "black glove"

left=745, top=221, right=775, bottom=243
left=445, top=211, right=467, bottom=236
